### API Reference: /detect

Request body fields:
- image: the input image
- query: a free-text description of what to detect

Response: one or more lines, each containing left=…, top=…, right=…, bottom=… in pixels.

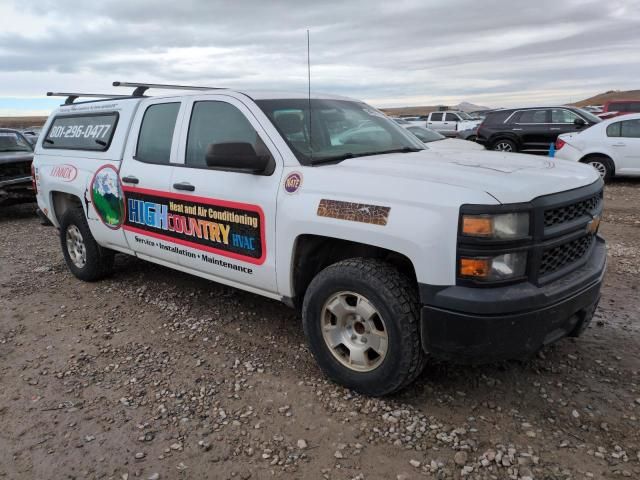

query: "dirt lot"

left=1, top=180, right=639, bottom=480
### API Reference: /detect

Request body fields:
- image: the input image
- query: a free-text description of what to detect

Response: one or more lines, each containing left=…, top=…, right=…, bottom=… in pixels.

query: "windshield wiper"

left=310, top=147, right=421, bottom=166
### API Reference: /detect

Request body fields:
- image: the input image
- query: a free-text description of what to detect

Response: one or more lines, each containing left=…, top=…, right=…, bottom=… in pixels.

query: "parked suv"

left=33, top=82, right=606, bottom=396
left=477, top=107, right=601, bottom=153
left=426, top=111, right=480, bottom=137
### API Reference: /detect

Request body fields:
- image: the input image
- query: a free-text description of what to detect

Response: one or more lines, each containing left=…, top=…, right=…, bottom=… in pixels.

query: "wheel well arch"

left=51, top=191, right=84, bottom=225
left=290, top=234, right=417, bottom=309
left=579, top=152, right=615, bottom=172
left=488, top=134, right=519, bottom=148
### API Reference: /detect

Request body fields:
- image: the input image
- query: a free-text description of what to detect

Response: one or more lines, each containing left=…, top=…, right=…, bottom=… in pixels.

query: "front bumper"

left=420, top=236, right=606, bottom=362
left=0, top=176, right=35, bottom=205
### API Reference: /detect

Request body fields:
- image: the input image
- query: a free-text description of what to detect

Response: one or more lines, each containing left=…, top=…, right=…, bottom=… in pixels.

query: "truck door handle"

left=549, top=128, right=561, bottom=131
left=121, top=175, right=139, bottom=184
left=512, top=128, right=523, bottom=131
left=173, top=182, right=195, bottom=192
left=612, top=143, right=626, bottom=147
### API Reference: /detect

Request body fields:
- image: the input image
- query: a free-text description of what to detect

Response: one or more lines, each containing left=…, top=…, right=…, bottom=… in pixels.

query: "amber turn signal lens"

left=462, top=216, right=493, bottom=237
left=459, top=258, right=491, bottom=278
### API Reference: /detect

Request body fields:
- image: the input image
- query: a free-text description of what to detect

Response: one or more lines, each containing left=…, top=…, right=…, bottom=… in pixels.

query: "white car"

left=555, top=113, right=640, bottom=180
left=402, top=125, right=485, bottom=151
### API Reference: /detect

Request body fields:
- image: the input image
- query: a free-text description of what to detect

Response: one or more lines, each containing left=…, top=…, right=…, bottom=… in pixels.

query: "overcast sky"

left=1, top=0, right=639, bottom=116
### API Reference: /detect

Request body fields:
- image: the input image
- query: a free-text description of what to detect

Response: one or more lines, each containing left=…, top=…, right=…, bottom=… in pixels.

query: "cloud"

left=1, top=0, right=639, bottom=115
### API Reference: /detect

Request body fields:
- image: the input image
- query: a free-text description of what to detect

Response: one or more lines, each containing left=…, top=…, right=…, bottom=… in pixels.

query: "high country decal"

left=123, top=187, right=266, bottom=265
left=317, top=199, right=390, bottom=226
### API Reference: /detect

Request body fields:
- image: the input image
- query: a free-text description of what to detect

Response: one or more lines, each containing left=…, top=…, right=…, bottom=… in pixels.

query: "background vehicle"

left=555, top=113, right=640, bottom=180
left=476, top=106, right=600, bottom=153
left=33, top=82, right=605, bottom=396
left=392, top=118, right=412, bottom=125
left=598, top=100, right=640, bottom=120
left=456, top=126, right=479, bottom=142
left=469, top=110, right=493, bottom=120
left=0, top=128, right=35, bottom=206
left=401, top=125, right=484, bottom=151
left=21, top=127, right=42, bottom=146
left=582, top=105, right=603, bottom=115
left=426, top=111, right=481, bottom=137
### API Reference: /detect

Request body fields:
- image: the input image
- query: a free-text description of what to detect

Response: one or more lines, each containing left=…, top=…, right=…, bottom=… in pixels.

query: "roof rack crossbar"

left=112, top=81, right=225, bottom=96
left=47, top=92, right=131, bottom=105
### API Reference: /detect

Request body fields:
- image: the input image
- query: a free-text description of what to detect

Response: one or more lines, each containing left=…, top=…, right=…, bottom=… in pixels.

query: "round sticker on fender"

left=284, top=172, right=302, bottom=194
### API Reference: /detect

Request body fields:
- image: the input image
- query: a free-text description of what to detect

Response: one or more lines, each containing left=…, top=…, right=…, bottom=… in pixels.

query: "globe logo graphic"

left=91, top=166, right=124, bottom=229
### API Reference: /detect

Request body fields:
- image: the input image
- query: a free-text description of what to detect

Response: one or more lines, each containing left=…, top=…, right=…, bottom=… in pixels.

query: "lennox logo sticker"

left=284, top=172, right=302, bottom=194
left=51, top=164, right=78, bottom=182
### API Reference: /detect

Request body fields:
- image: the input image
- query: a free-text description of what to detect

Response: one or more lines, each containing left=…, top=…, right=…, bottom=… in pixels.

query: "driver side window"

left=185, top=101, right=261, bottom=168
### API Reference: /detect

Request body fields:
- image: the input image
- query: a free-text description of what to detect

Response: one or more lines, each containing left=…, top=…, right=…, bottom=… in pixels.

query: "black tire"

left=492, top=138, right=517, bottom=152
left=582, top=156, right=614, bottom=182
left=302, top=258, right=425, bottom=396
left=467, top=135, right=477, bottom=142
left=59, top=206, right=114, bottom=281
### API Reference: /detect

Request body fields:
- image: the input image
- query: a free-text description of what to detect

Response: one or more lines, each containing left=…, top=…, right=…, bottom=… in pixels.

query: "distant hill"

left=571, top=90, right=640, bottom=107
left=0, top=116, right=47, bottom=129
left=380, top=101, right=489, bottom=117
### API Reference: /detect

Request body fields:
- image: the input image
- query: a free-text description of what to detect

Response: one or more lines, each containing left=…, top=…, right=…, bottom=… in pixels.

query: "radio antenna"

left=307, top=29, right=313, bottom=159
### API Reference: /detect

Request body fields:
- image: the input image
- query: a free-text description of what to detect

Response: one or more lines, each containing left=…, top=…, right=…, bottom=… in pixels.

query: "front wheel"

left=302, top=258, right=425, bottom=396
left=59, top=207, right=114, bottom=281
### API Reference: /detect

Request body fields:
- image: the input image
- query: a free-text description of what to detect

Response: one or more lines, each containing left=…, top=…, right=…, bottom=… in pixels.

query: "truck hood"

left=427, top=138, right=485, bottom=152
left=0, top=151, right=33, bottom=165
left=333, top=150, right=600, bottom=204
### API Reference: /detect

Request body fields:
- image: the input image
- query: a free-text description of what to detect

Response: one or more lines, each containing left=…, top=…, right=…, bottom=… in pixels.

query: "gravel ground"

left=1, top=179, right=639, bottom=480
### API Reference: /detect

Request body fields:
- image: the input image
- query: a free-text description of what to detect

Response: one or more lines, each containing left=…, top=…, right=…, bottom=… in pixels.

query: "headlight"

left=461, top=212, right=529, bottom=239
left=459, top=252, right=528, bottom=281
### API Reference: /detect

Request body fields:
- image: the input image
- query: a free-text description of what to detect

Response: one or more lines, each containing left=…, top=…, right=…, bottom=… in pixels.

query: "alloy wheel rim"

left=321, top=291, right=388, bottom=372
left=495, top=142, right=513, bottom=152
left=589, top=161, right=607, bottom=178
left=66, top=225, right=87, bottom=268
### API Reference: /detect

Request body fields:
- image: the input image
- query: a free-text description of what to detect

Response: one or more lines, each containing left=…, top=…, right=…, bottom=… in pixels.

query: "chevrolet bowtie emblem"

left=586, top=215, right=601, bottom=235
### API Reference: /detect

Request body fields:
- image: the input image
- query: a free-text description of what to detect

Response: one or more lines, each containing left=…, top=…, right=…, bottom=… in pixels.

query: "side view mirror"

left=574, top=118, right=586, bottom=127
left=205, top=142, right=272, bottom=175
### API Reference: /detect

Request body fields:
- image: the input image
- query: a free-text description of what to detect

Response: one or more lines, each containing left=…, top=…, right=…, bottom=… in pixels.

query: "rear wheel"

left=302, top=258, right=425, bottom=396
left=59, top=207, right=114, bottom=281
left=492, top=139, right=517, bottom=152
left=583, top=156, right=614, bottom=182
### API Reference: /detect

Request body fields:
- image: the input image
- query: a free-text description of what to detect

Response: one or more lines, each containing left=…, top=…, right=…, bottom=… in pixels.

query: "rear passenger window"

left=516, top=110, right=548, bottom=123
left=430, top=113, right=443, bottom=121
left=44, top=113, right=118, bottom=151
left=185, top=101, right=260, bottom=168
left=621, top=119, right=640, bottom=138
left=606, top=122, right=621, bottom=137
left=136, top=103, right=180, bottom=164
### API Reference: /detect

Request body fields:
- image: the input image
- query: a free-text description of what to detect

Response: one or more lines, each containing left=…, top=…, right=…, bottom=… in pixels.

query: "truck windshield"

left=256, top=99, right=424, bottom=165
left=0, top=131, right=33, bottom=153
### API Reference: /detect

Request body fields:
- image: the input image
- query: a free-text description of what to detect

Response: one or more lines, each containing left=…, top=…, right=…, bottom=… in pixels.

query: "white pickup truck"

left=33, top=82, right=606, bottom=396
left=426, top=110, right=481, bottom=136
